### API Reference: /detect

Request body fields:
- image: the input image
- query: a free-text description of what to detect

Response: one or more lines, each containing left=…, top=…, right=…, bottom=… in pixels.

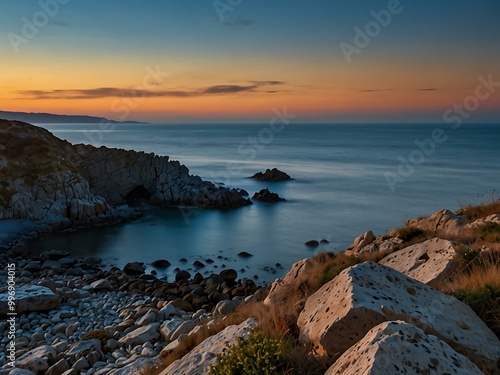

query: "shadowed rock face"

left=0, top=119, right=250, bottom=227
left=251, top=168, right=292, bottom=181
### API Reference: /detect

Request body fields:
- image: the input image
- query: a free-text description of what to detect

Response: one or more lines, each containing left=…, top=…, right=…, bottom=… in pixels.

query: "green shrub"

left=475, top=223, right=500, bottom=243
left=208, top=332, right=291, bottom=375
left=454, top=285, right=500, bottom=338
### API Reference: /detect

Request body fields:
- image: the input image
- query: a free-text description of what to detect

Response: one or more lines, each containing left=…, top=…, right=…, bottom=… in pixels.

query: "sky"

left=0, top=0, right=499, bottom=123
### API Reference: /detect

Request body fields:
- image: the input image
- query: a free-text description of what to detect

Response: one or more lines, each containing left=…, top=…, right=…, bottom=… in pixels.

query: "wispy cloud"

left=417, top=88, right=438, bottom=91
left=223, top=16, right=255, bottom=27
left=359, top=89, right=394, bottom=92
left=18, top=81, right=286, bottom=100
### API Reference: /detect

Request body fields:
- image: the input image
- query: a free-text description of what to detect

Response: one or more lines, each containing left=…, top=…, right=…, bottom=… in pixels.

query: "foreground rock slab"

left=160, top=318, right=256, bottom=375
left=297, top=262, right=500, bottom=372
left=379, top=237, right=457, bottom=284
left=0, top=285, right=59, bottom=316
left=326, top=321, right=484, bottom=375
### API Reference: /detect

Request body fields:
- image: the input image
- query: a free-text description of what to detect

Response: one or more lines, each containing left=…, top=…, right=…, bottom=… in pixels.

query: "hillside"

left=0, top=110, right=147, bottom=124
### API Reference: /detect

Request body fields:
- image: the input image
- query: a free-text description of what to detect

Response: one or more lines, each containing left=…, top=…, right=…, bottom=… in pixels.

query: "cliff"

left=0, top=119, right=250, bottom=228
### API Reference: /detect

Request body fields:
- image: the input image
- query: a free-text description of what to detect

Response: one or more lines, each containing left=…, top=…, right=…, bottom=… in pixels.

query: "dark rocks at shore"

left=123, top=262, right=146, bottom=275
left=152, top=259, right=171, bottom=268
left=251, top=168, right=292, bottom=181
left=237, top=251, right=253, bottom=258
left=305, top=240, right=320, bottom=248
left=252, top=189, right=286, bottom=203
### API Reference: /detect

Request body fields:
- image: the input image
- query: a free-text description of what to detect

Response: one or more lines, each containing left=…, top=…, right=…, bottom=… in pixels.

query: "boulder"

left=297, top=262, right=500, bottom=372
left=119, top=323, right=160, bottom=347
left=237, top=251, right=253, bottom=258
left=406, top=209, right=467, bottom=235
left=250, top=168, right=292, bottom=181
left=349, top=231, right=376, bottom=252
left=15, top=345, right=57, bottom=372
left=356, top=237, right=402, bottom=257
left=219, top=269, right=237, bottom=282
left=123, top=262, right=145, bottom=275
left=325, top=321, right=484, bottom=375
left=305, top=240, right=320, bottom=248
left=160, top=318, right=256, bottom=375
left=252, top=189, right=285, bottom=203
left=379, top=237, right=457, bottom=284
left=152, top=259, right=171, bottom=268
left=90, top=279, right=112, bottom=291
left=466, top=214, right=500, bottom=228
left=213, top=300, right=237, bottom=316
left=0, top=285, right=59, bottom=316
left=66, top=339, right=103, bottom=361
left=264, top=257, right=317, bottom=306
left=175, top=270, right=191, bottom=282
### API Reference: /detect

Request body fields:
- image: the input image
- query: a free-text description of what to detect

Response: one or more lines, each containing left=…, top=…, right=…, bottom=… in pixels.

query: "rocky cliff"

left=0, top=119, right=250, bottom=228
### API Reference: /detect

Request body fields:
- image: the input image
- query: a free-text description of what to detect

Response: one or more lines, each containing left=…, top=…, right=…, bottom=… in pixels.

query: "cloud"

left=49, top=19, right=71, bottom=27
left=417, top=88, right=438, bottom=91
left=359, top=89, right=394, bottom=92
left=223, top=16, right=255, bottom=27
left=18, top=81, right=285, bottom=100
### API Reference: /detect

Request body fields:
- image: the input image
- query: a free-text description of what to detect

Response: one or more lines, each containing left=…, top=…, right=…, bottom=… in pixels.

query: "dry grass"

left=456, top=199, right=500, bottom=223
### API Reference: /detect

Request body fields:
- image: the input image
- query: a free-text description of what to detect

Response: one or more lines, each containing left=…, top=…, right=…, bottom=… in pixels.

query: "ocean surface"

left=28, top=123, right=500, bottom=283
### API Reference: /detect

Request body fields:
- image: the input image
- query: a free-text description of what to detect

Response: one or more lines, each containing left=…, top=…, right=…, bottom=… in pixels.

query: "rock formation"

left=252, top=188, right=285, bottom=202
left=0, top=120, right=250, bottom=229
left=250, top=168, right=292, bottom=181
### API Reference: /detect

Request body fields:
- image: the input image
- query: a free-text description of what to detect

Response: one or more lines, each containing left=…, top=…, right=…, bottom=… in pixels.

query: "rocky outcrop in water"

left=252, top=188, right=285, bottom=202
left=0, top=120, right=250, bottom=229
left=250, top=168, right=292, bottom=181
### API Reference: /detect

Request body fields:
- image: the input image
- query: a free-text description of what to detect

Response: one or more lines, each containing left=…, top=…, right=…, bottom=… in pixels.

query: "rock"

left=123, top=262, right=145, bottom=275
left=170, top=298, right=194, bottom=313
left=119, top=323, right=160, bottom=347
left=219, top=269, right=237, bottom=282
left=297, top=262, right=500, bottom=372
left=213, top=300, right=237, bottom=316
left=264, top=257, right=320, bottom=306
left=170, top=320, right=196, bottom=341
left=356, top=237, right=402, bottom=257
left=90, top=279, right=112, bottom=291
left=193, top=261, right=205, bottom=268
left=15, top=345, right=57, bottom=372
left=325, top=321, right=484, bottom=375
left=9, top=369, right=37, bottom=375
left=250, top=168, right=292, bottom=181
left=379, top=237, right=457, bottom=284
left=66, top=339, right=102, bottom=361
left=466, top=214, right=500, bottom=228
left=107, top=355, right=162, bottom=375
left=152, top=259, right=171, bottom=268
left=406, top=209, right=467, bottom=235
left=252, top=188, right=285, bottom=203
left=160, top=319, right=257, bottom=375
left=61, top=370, right=77, bottom=375
left=0, top=285, right=59, bottom=316
left=46, top=358, right=70, bottom=375
left=237, top=251, right=253, bottom=258
left=175, top=270, right=191, bottom=282
left=304, top=240, right=319, bottom=248
left=136, top=309, right=157, bottom=326
left=160, top=317, right=185, bottom=341
left=349, top=230, right=376, bottom=252
left=159, top=303, right=181, bottom=320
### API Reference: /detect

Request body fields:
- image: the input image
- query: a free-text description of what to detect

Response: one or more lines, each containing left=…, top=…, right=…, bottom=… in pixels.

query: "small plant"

left=208, top=332, right=291, bottom=375
left=81, top=329, right=113, bottom=352
left=395, top=226, right=425, bottom=242
left=457, top=198, right=500, bottom=222
left=475, top=223, right=500, bottom=243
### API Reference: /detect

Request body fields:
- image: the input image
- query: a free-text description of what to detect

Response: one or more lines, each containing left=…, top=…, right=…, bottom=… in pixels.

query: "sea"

left=27, top=123, right=500, bottom=284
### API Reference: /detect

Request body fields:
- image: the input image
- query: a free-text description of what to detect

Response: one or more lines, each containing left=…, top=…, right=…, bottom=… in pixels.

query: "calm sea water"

left=30, top=123, right=500, bottom=283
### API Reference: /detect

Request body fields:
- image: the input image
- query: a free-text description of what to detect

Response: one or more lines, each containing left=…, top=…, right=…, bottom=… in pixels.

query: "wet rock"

left=123, top=262, right=145, bottom=275
left=237, top=251, right=253, bottom=258
left=250, top=168, right=292, bottom=181
left=252, top=188, right=286, bottom=203
left=304, top=240, right=319, bottom=248
left=219, top=269, right=237, bottom=282
left=193, top=261, right=205, bottom=268
left=152, top=259, right=171, bottom=268
left=175, top=270, right=191, bottom=282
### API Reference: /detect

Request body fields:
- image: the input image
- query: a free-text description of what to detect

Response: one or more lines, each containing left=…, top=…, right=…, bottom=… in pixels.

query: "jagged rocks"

left=379, top=237, right=458, bottom=284
left=348, top=230, right=376, bottom=252
left=0, top=285, right=59, bottom=316
left=250, top=168, right=292, bottom=181
left=466, top=214, right=500, bottom=228
left=297, top=262, right=500, bottom=372
left=160, top=318, right=257, bottom=375
left=406, top=209, right=468, bottom=235
left=252, top=188, right=285, bottom=202
left=325, top=321, right=484, bottom=375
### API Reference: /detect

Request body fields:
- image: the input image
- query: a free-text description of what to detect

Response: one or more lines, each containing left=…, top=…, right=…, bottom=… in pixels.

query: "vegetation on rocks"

left=81, top=329, right=113, bottom=353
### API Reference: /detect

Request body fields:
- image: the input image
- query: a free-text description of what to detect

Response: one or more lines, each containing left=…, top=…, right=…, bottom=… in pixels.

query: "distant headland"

left=0, top=110, right=148, bottom=124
